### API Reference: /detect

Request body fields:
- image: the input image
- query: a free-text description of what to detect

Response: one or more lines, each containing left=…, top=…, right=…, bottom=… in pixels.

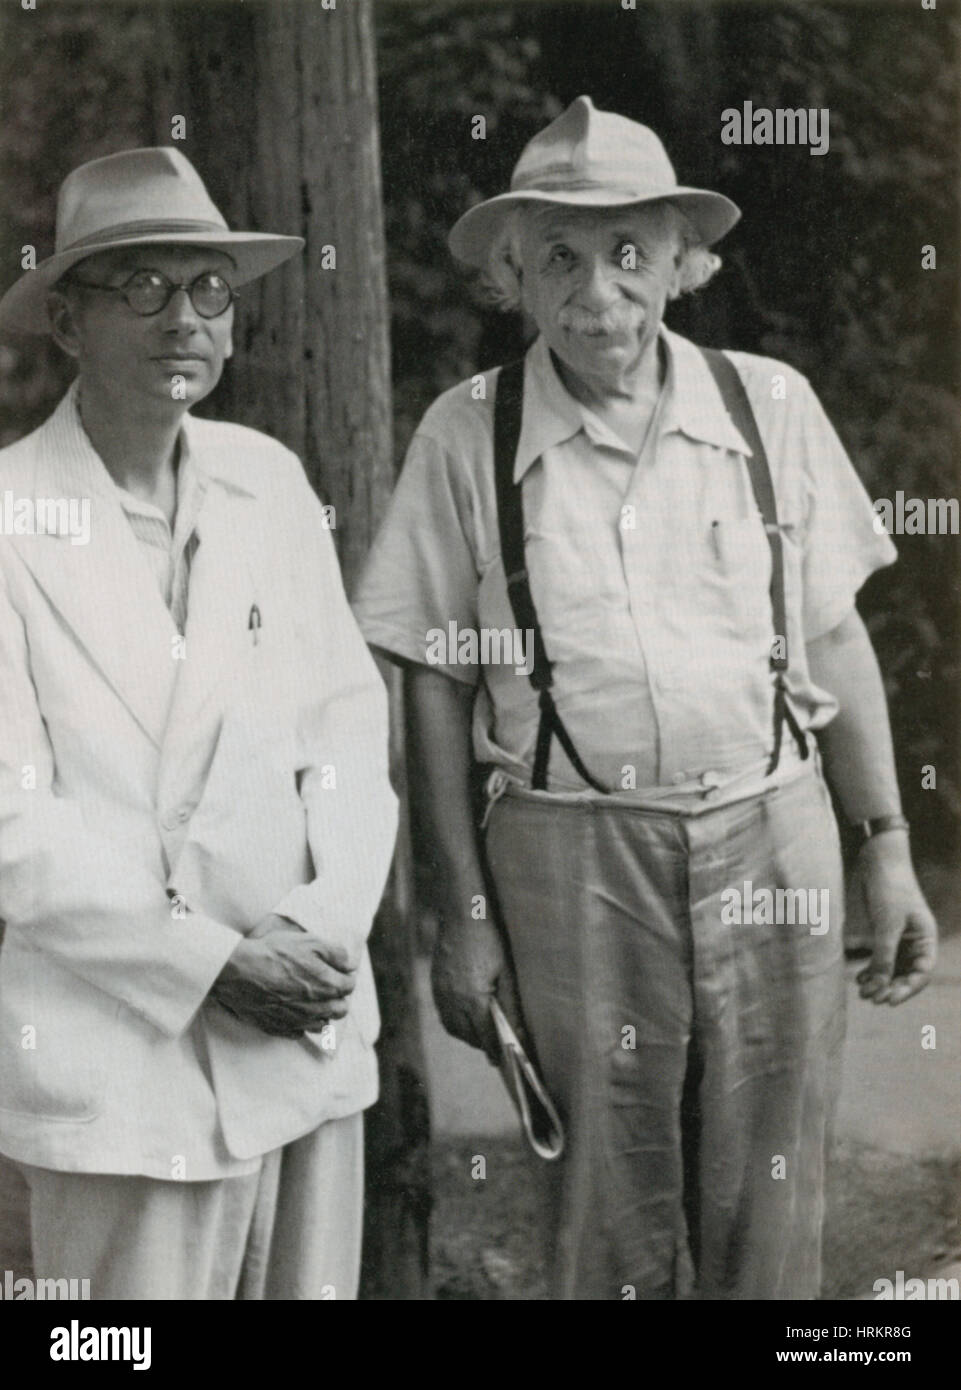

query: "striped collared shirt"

left=66, top=381, right=205, bottom=633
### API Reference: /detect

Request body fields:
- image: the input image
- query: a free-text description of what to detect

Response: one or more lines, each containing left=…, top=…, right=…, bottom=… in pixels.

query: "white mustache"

left=557, top=302, right=642, bottom=336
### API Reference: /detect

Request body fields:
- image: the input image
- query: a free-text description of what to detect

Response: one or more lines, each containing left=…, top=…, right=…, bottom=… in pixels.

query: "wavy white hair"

left=478, top=200, right=722, bottom=312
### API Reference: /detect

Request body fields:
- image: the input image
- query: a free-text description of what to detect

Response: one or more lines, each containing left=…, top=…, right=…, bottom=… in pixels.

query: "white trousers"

left=21, top=1113, right=364, bottom=1301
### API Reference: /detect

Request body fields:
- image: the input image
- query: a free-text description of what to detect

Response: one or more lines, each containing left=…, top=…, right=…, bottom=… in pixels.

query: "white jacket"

left=0, top=390, right=397, bottom=1178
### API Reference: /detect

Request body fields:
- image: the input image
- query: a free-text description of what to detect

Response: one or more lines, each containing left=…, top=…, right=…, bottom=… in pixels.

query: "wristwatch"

left=850, top=813, right=910, bottom=850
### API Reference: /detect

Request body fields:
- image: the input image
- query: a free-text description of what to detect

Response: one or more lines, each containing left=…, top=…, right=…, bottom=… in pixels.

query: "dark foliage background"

left=1, top=0, right=958, bottom=859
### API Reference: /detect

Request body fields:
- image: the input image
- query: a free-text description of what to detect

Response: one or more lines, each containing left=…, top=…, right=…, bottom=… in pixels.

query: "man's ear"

left=666, top=247, right=685, bottom=302
left=224, top=321, right=234, bottom=361
left=47, top=291, right=82, bottom=359
left=514, top=261, right=534, bottom=319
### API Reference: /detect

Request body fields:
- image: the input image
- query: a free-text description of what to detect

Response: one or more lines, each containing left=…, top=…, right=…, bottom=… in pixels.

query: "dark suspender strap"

left=532, top=690, right=555, bottom=791
left=493, top=360, right=609, bottom=793
left=535, top=688, right=612, bottom=792
left=492, top=360, right=552, bottom=693
left=700, top=348, right=809, bottom=774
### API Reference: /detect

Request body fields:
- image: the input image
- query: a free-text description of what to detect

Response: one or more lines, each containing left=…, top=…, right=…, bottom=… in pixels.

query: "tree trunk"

left=148, top=0, right=431, bottom=1300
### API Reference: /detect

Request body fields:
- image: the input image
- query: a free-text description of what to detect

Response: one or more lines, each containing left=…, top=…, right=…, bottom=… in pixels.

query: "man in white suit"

left=0, top=147, right=398, bottom=1299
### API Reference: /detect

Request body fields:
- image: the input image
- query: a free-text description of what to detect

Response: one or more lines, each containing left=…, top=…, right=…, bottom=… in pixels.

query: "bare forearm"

left=404, top=664, right=487, bottom=916
left=806, top=609, right=936, bottom=1003
left=403, top=664, right=520, bottom=1055
left=806, top=609, right=903, bottom=823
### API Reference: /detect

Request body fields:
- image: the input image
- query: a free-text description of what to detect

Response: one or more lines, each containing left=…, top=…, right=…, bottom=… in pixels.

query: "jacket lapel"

left=9, top=403, right=180, bottom=747
left=156, top=481, right=260, bottom=812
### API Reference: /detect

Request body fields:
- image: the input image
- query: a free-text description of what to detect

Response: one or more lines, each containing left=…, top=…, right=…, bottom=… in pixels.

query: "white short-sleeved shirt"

left=353, top=326, right=896, bottom=803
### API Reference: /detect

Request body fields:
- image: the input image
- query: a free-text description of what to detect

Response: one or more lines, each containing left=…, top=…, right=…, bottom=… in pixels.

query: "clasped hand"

left=211, top=913, right=357, bottom=1038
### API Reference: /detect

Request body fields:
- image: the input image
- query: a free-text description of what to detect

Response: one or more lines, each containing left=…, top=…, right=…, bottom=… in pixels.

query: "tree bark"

left=148, top=0, right=430, bottom=1300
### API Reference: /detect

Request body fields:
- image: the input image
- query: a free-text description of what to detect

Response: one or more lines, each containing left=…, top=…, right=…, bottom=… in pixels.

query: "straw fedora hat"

left=449, top=95, right=740, bottom=268
left=0, top=146, right=304, bottom=336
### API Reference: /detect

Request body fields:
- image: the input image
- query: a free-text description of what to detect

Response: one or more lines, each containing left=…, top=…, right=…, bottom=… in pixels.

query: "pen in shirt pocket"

left=710, top=519, right=721, bottom=560
left=248, top=604, right=262, bottom=646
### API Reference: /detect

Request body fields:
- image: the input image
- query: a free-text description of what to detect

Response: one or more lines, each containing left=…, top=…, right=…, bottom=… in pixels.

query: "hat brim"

left=448, top=187, right=741, bottom=269
left=0, top=231, right=304, bottom=336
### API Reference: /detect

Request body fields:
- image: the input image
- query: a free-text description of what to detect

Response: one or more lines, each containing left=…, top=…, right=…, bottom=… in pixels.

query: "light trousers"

left=485, top=764, right=846, bottom=1300
left=21, top=1113, right=364, bottom=1300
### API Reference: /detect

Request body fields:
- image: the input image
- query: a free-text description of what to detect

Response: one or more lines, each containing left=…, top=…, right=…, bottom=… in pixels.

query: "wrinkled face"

left=517, top=205, right=682, bottom=388
left=49, top=245, right=236, bottom=410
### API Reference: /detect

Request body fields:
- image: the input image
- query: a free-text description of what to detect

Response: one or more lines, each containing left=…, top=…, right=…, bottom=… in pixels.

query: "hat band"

left=59, top=218, right=230, bottom=253
left=511, top=171, right=677, bottom=197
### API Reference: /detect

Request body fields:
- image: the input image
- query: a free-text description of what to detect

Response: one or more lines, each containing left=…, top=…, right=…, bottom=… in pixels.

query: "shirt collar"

left=44, top=379, right=256, bottom=503
left=511, top=325, right=752, bottom=483
left=111, top=432, right=208, bottom=543
left=659, top=326, right=754, bottom=457
left=44, top=380, right=122, bottom=503
left=180, top=412, right=258, bottom=497
left=513, top=335, right=585, bottom=481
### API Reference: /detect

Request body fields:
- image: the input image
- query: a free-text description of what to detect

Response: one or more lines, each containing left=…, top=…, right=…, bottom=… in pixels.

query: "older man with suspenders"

left=353, top=97, right=937, bottom=1299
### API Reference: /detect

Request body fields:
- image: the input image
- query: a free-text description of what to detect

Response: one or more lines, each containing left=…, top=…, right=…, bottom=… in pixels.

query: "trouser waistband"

left=481, top=749, right=820, bottom=827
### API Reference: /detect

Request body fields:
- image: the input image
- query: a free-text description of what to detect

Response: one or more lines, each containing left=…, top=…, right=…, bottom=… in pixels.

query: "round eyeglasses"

left=67, top=269, right=237, bottom=319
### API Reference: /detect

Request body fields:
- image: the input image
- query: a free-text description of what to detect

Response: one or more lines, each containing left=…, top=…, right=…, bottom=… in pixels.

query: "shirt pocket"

left=519, top=522, right=605, bottom=652
left=709, top=512, right=774, bottom=638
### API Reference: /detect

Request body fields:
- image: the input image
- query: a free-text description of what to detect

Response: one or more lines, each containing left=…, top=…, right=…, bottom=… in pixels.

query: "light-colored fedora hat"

left=0, top=146, right=304, bottom=335
left=449, top=95, right=740, bottom=268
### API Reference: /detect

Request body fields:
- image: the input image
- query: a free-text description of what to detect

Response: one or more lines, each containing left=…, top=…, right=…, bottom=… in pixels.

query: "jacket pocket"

left=0, top=943, right=118, bottom=1122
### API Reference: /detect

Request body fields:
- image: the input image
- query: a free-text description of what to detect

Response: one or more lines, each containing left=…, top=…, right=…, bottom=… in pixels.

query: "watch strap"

left=851, top=813, right=910, bottom=847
